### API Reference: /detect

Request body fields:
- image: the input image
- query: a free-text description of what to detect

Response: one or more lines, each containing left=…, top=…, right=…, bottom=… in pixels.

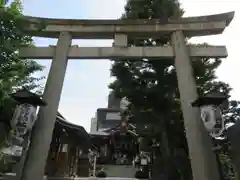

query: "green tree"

left=0, top=0, right=44, bottom=107
left=109, top=0, right=234, bottom=179
left=216, top=101, right=240, bottom=180
left=0, top=0, right=45, bottom=173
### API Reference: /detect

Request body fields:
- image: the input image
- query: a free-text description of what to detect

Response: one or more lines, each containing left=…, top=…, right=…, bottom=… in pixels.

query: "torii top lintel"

left=22, top=11, right=234, bottom=39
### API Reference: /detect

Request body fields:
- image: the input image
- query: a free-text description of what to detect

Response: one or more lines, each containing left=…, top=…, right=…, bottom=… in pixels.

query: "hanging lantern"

left=1, top=88, right=47, bottom=155
left=192, top=92, right=228, bottom=138
left=200, top=105, right=225, bottom=137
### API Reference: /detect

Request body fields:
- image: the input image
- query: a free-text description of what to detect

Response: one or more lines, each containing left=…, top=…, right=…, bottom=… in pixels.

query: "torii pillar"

left=20, top=32, right=72, bottom=180
left=172, top=31, right=220, bottom=180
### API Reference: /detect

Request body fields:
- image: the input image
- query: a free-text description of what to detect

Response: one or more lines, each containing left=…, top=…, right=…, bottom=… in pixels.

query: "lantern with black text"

left=1, top=88, right=46, bottom=155
left=192, top=92, right=228, bottom=138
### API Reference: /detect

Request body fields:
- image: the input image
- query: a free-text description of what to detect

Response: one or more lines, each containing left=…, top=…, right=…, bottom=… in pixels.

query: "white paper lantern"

left=9, top=103, right=37, bottom=146
left=200, top=105, right=225, bottom=138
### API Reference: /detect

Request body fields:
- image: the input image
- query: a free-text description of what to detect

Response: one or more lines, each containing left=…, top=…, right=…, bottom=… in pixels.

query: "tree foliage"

left=0, top=1, right=45, bottom=173
left=110, top=0, right=232, bottom=147
left=109, top=0, right=237, bottom=179
left=0, top=0, right=44, bottom=107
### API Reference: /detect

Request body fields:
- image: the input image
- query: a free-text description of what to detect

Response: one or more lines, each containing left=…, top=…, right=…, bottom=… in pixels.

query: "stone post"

left=114, top=34, right=128, bottom=47
left=227, top=122, right=240, bottom=180
left=171, top=31, right=220, bottom=180
left=20, top=32, right=72, bottom=180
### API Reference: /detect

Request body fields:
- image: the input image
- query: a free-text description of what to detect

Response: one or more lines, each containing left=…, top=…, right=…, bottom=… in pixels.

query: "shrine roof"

left=55, top=112, right=90, bottom=143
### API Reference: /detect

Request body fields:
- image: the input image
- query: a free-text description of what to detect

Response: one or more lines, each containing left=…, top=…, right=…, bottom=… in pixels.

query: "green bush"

left=96, top=170, right=107, bottom=178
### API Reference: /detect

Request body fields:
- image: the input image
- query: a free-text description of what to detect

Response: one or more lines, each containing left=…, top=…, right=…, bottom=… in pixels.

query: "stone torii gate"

left=18, top=12, right=234, bottom=180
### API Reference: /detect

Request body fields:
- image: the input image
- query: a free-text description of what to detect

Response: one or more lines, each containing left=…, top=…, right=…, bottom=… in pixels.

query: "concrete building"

left=108, top=91, right=121, bottom=109
left=90, top=117, right=97, bottom=133
left=90, top=92, right=122, bottom=134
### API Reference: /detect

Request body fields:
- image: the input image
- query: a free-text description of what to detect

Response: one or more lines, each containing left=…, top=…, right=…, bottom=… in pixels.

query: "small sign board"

left=106, top=112, right=121, bottom=121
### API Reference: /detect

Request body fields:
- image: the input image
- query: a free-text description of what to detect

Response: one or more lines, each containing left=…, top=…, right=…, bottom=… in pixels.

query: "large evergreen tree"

left=109, top=0, right=233, bottom=179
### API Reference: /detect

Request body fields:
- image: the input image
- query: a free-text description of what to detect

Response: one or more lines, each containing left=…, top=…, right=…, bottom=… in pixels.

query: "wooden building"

left=90, top=119, right=138, bottom=166
left=45, top=112, right=91, bottom=177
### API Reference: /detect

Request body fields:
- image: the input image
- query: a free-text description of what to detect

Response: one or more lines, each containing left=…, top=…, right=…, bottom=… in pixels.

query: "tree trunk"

left=160, top=122, right=172, bottom=180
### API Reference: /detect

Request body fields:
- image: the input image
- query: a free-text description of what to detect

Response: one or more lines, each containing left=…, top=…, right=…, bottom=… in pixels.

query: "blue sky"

left=22, top=0, right=239, bottom=131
